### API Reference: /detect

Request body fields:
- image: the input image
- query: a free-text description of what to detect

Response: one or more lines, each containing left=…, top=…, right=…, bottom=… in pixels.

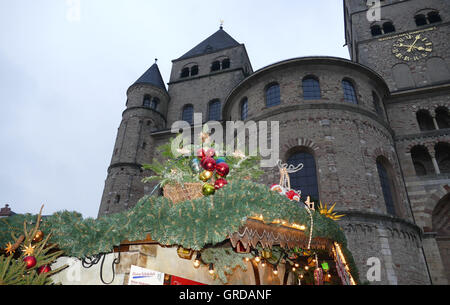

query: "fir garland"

left=0, top=180, right=359, bottom=283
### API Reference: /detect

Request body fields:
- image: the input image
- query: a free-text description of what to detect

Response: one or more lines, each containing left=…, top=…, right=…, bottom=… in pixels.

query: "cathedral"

left=97, top=0, right=449, bottom=284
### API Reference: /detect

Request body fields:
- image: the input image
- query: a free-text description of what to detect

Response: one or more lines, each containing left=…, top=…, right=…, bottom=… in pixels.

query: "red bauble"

left=23, top=256, right=37, bottom=269
left=38, top=265, right=52, bottom=274
left=196, top=148, right=206, bottom=159
left=286, top=190, right=296, bottom=200
left=202, top=157, right=216, bottom=171
left=205, top=148, right=216, bottom=158
left=215, top=162, right=229, bottom=177
left=214, top=178, right=228, bottom=190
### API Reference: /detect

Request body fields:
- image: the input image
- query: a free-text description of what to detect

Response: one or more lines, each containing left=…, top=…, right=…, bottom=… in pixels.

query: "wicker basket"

left=163, top=182, right=204, bottom=204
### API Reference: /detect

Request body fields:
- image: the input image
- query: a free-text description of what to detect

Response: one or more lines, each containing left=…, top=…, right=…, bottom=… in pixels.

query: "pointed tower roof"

left=176, top=27, right=240, bottom=61
left=133, top=62, right=167, bottom=92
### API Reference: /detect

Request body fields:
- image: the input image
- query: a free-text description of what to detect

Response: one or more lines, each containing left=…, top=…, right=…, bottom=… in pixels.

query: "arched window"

left=372, top=91, right=383, bottom=116
left=208, top=99, right=221, bottom=121
left=411, top=145, right=434, bottom=176
left=302, top=76, right=321, bottom=100
left=428, top=11, right=442, bottom=24
left=222, top=58, right=230, bottom=70
left=415, top=14, right=427, bottom=26
left=190, top=65, right=199, bottom=76
left=371, top=25, right=382, bottom=36
left=382, top=22, right=395, bottom=34
left=342, top=79, right=358, bottom=104
left=182, top=104, right=194, bottom=124
left=376, top=157, right=397, bottom=216
left=211, top=61, right=221, bottom=72
left=287, top=150, right=319, bottom=202
left=143, top=95, right=152, bottom=107
left=416, top=110, right=435, bottom=131
left=435, top=142, right=450, bottom=174
left=240, top=98, right=248, bottom=120
left=265, top=83, right=281, bottom=107
left=150, top=97, right=159, bottom=110
left=436, top=107, right=450, bottom=129
left=181, top=67, right=190, bottom=78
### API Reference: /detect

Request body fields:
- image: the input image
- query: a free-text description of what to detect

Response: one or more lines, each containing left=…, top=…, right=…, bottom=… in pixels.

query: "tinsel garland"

left=0, top=180, right=359, bottom=283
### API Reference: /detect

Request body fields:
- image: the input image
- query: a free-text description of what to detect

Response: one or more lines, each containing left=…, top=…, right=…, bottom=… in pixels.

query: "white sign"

left=128, top=265, right=165, bottom=285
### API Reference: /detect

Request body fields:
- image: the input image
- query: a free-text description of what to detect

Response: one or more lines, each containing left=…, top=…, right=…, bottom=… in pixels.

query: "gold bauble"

left=32, top=230, right=44, bottom=243
left=199, top=170, right=213, bottom=182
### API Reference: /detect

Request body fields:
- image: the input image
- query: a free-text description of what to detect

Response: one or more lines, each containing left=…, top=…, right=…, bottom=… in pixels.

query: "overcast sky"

left=0, top=0, right=350, bottom=218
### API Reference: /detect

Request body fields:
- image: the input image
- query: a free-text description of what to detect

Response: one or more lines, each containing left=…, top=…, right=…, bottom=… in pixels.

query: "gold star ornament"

left=22, top=244, right=36, bottom=256
left=5, top=242, right=15, bottom=255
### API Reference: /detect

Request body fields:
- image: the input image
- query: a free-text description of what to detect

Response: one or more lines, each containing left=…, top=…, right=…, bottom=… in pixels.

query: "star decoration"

left=318, top=202, right=345, bottom=221
left=22, top=244, right=35, bottom=256
left=5, top=242, right=15, bottom=255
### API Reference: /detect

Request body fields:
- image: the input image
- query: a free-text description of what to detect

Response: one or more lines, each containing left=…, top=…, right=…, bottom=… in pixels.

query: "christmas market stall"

left=0, top=134, right=359, bottom=285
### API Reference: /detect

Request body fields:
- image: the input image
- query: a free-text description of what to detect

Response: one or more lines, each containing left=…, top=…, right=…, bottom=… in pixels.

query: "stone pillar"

left=432, top=116, right=440, bottom=130
left=428, top=147, right=441, bottom=175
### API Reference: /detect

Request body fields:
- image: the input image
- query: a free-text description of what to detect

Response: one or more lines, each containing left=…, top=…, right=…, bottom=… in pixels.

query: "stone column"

left=432, top=116, right=440, bottom=130
left=428, top=147, right=441, bottom=175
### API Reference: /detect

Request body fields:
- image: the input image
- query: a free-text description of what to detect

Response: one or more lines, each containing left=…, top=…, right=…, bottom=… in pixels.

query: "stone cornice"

left=108, top=162, right=142, bottom=173
left=395, top=128, right=450, bottom=142
left=122, top=106, right=167, bottom=123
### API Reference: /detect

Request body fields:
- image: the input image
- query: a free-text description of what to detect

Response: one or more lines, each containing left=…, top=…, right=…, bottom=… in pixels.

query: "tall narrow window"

left=372, top=91, right=383, bottom=116
left=241, top=98, right=248, bottom=120
left=150, top=97, right=159, bottom=110
left=416, top=110, right=435, bottom=131
left=428, top=11, right=442, bottom=24
left=302, top=76, right=321, bottom=100
left=287, top=150, right=319, bottom=202
left=383, top=22, right=395, bottom=34
left=436, top=107, right=450, bottom=129
left=143, top=95, right=152, bottom=107
left=181, top=67, right=190, bottom=78
left=265, top=83, right=281, bottom=107
left=371, top=25, right=382, bottom=36
left=411, top=145, right=434, bottom=176
left=415, top=14, right=427, bottom=26
left=435, top=142, right=450, bottom=174
left=208, top=99, right=221, bottom=121
left=211, top=61, right=221, bottom=72
left=182, top=104, right=194, bottom=124
left=222, top=58, right=230, bottom=69
left=376, top=158, right=397, bottom=216
left=190, top=65, right=199, bottom=76
left=114, top=194, right=121, bottom=204
left=342, top=80, right=358, bottom=104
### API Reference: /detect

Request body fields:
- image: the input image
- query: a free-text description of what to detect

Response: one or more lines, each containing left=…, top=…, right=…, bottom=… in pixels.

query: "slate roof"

left=176, top=27, right=240, bottom=61
left=133, top=63, right=167, bottom=91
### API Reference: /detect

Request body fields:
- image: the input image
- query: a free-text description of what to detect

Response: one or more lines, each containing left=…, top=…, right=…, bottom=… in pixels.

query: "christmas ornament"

left=202, top=157, right=216, bottom=171
left=190, top=158, right=201, bottom=173
left=314, top=268, right=324, bottom=285
left=318, top=202, right=345, bottom=220
left=321, top=262, right=329, bottom=272
left=38, top=265, right=51, bottom=274
left=205, top=148, right=216, bottom=158
left=262, top=249, right=272, bottom=259
left=199, top=170, right=214, bottom=182
left=270, top=184, right=286, bottom=195
left=214, top=178, right=228, bottom=190
left=5, top=242, right=15, bottom=255
left=216, top=157, right=226, bottom=164
left=32, top=230, right=44, bottom=243
left=23, top=256, right=37, bottom=269
left=177, top=246, right=193, bottom=260
left=202, top=183, right=215, bottom=196
left=215, top=162, right=229, bottom=177
left=286, top=190, right=300, bottom=201
left=22, top=244, right=35, bottom=256
left=196, top=148, right=206, bottom=160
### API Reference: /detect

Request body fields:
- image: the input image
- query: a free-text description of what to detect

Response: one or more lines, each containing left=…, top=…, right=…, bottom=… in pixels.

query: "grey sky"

left=0, top=0, right=349, bottom=218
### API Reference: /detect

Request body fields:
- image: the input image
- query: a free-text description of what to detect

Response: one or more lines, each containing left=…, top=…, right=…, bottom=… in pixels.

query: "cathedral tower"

left=344, top=0, right=450, bottom=284
left=98, top=62, right=169, bottom=216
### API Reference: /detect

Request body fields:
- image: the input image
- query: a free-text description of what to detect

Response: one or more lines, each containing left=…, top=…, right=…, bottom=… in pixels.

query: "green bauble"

left=202, top=183, right=215, bottom=196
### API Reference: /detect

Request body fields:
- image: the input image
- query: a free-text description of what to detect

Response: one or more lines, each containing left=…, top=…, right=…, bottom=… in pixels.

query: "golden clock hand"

left=407, top=35, right=421, bottom=52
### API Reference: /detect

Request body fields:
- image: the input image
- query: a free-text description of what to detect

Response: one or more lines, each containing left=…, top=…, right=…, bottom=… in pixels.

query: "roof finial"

left=219, top=19, right=224, bottom=29
left=155, top=58, right=158, bottom=63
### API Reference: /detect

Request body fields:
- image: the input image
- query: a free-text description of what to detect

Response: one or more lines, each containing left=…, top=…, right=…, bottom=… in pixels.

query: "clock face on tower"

left=392, top=34, right=433, bottom=62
